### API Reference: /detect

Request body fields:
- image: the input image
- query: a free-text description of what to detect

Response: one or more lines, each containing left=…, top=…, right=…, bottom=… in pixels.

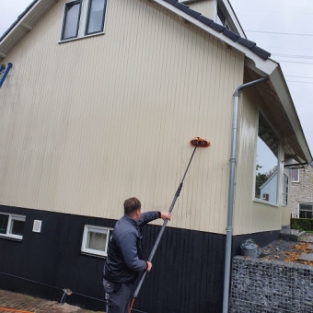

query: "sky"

left=0, top=0, right=313, bottom=158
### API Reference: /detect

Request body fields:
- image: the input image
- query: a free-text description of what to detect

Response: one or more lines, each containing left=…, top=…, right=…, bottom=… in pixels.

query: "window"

left=81, top=225, right=112, bottom=257
left=61, top=0, right=107, bottom=41
left=291, top=168, right=299, bottom=182
left=255, top=113, right=279, bottom=205
left=299, top=203, right=313, bottom=219
left=283, top=174, right=288, bottom=206
left=0, top=213, right=26, bottom=240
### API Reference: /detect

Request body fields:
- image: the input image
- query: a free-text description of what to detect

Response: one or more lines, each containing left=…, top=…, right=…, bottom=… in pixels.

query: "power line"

left=245, top=29, right=313, bottom=37
left=272, top=53, right=313, bottom=60
left=277, top=60, right=313, bottom=65
left=286, top=80, right=313, bottom=84
left=235, top=9, right=313, bottom=15
left=285, top=75, right=313, bottom=79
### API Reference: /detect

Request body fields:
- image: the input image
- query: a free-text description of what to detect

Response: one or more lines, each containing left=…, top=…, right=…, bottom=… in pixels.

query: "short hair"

left=124, top=197, right=141, bottom=216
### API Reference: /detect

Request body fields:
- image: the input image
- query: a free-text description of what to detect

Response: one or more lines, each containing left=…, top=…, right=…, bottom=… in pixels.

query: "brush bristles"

left=190, top=137, right=210, bottom=147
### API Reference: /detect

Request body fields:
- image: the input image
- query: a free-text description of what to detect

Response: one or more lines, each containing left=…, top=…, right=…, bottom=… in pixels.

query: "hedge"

left=290, top=218, right=313, bottom=231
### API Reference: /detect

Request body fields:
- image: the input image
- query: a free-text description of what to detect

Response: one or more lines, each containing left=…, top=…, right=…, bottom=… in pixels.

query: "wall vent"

left=33, top=220, right=42, bottom=233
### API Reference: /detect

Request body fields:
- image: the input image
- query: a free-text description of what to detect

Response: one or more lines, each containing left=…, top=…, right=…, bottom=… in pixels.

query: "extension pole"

left=129, top=137, right=209, bottom=312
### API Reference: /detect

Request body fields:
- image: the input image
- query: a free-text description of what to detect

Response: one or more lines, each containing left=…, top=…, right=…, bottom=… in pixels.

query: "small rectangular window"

left=62, top=1, right=82, bottom=40
left=61, top=0, right=107, bottom=42
left=299, top=203, right=313, bottom=219
left=86, top=0, right=106, bottom=35
left=81, top=225, right=112, bottom=257
left=291, top=168, right=299, bottom=182
left=0, top=213, right=26, bottom=240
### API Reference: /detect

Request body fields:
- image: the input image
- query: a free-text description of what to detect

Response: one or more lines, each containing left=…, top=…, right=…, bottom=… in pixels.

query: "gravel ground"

left=257, top=232, right=313, bottom=265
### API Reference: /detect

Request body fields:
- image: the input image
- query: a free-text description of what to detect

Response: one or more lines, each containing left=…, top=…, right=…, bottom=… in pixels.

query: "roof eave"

left=0, top=0, right=57, bottom=62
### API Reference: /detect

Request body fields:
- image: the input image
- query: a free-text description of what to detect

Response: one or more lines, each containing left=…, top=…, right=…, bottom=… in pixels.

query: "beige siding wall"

left=0, top=0, right=244, bottom=234
left=233, top=87, right=285, bottom=235
left=189, top=0, right=217, bottom=18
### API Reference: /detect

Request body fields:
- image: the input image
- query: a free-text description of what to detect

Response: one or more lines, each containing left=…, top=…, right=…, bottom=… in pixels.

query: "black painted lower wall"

left=0, top=205, right=280, bottom=313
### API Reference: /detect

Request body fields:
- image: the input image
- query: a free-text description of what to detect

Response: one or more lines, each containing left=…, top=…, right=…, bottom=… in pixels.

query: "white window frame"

left=299, top=203, right=313, bottom=219
left=291, top=168, right=299, bottom=182
left=81, top=225, right=112, bottom=257
left=60, top=0, right=108, bottom=43
left=0, top=213, right=26, bottom=240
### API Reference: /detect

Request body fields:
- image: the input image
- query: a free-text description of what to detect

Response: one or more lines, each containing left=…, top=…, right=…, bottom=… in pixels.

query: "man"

left=103, top=197, right=171, bottom=313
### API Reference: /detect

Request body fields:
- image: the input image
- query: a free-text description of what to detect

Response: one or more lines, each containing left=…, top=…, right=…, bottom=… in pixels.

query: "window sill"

left=80, top=251, right=107, bottom=259
left=0, top=234, right=23, bottom=242
left=58, top=32, right=105, bottom=44
left=253, top=199, right=279, bottom=208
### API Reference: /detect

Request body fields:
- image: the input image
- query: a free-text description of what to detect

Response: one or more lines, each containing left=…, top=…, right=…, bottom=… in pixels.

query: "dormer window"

left=61, top=0, right=107, bottom=42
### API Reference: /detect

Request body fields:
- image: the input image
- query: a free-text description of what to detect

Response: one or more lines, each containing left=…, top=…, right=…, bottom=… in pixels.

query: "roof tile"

left=237, top=37, right=256, bottom=49
left=197, top=15, right=213, bottom=27
left=251, top=46, right=271, bottom=60
left=222, top=29, right=240, bottom=42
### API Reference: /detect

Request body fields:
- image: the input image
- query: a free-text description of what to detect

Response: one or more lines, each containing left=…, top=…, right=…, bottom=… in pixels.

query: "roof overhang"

left=0, top=0, right=57, bottom=61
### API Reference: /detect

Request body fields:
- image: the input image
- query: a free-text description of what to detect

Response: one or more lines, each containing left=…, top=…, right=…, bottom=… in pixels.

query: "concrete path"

left=0, top=289, right=103, bottom=313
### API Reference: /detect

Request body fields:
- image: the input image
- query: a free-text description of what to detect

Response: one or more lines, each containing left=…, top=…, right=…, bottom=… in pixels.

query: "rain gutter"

left=222, top=76, right=269, bottom=313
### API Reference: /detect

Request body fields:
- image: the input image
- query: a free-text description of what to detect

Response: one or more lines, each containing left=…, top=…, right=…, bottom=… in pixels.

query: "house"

left=290, top=166, right=313, bottom=218
left=0, top=0, right=312, bottom=312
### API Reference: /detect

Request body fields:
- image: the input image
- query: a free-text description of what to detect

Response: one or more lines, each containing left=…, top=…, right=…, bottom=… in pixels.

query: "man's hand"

left=160, top=212, right=171, bottom=221
left=146, top=261, right=152, bottom=272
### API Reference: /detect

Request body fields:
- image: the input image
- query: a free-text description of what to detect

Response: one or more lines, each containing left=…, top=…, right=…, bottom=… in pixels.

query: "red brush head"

left=190, top=137, right=210, bottom=147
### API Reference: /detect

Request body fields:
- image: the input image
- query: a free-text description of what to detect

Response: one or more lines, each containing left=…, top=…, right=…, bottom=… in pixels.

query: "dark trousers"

left=103, top=279, right=131, bottom=313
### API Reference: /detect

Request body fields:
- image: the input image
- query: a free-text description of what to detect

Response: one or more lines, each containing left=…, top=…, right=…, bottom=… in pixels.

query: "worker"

left=103, top=197, right=171, bottom=313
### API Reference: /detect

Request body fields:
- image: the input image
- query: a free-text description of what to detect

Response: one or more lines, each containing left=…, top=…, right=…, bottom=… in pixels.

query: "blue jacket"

left=103, top=211, right=160, bottom=284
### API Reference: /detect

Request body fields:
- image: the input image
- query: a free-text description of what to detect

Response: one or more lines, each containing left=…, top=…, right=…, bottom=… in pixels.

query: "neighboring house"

left=0, top=0, right=312, bottom=312
left=259, top=171, right=278, bottom=204
left=290, top=166, right=313, bottom=218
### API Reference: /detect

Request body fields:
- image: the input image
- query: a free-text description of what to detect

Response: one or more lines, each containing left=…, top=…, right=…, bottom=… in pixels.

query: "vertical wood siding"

left=189, top=0, right=216, bottom=18
left=233, top=86, right=285, bottom=235
left=0, top=0, right=244, bottom=234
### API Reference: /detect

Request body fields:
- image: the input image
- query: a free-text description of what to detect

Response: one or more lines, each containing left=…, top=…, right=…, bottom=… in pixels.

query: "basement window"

left=0, top=213, right=26, bottom=240
left=299, top=203, right=313, bottom=219
left=81, top=225, right=112, bottom=257
left=61, top=0, right=107, bottom=42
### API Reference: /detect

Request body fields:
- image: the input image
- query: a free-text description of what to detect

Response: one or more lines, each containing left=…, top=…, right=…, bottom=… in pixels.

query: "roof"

left=0, top=0, right=270, bottom=61
left=164, top=0, right=271, bottom=60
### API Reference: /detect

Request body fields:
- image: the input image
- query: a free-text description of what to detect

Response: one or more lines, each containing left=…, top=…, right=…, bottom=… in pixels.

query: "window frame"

left=254, top=112, right=280, bottom=205
left=0, top=213, right=26, bottom=240
left=60, top=0, right=107, bottom=43
left=299, top=203, right=313, bottom=219
left=61, top=0, right=83, bottom=40
left=81, top=224, right=112, bottom=257
left=291, top=168, right=299, bottom=182
left=85, top=0, right=107, bottom=36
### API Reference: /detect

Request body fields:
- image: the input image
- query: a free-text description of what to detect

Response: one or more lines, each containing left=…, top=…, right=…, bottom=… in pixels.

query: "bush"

left=291, top=218, right=313, bottom=231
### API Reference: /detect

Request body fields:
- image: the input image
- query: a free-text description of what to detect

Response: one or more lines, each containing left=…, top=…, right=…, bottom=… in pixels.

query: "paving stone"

left=298, top=252, right=313, bottom=261
left=0, top=289, right=103, bottom=313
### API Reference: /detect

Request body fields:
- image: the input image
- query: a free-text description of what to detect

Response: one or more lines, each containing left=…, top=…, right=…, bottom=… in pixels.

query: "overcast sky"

left=1, top=0, right=313, bottom=157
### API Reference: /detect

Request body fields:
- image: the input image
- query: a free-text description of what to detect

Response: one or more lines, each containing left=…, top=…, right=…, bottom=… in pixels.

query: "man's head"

left=124, top=197, right=141, bottom=220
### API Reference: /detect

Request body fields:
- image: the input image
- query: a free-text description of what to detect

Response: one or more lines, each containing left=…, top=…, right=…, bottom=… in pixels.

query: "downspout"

left=222, top=75, right=269, bottom=313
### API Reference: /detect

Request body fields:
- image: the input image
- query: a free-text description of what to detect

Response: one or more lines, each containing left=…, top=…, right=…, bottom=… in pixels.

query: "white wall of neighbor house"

left=233, top=87, right=285, bottom=235
left=0, top=0, right=244, bottom=234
